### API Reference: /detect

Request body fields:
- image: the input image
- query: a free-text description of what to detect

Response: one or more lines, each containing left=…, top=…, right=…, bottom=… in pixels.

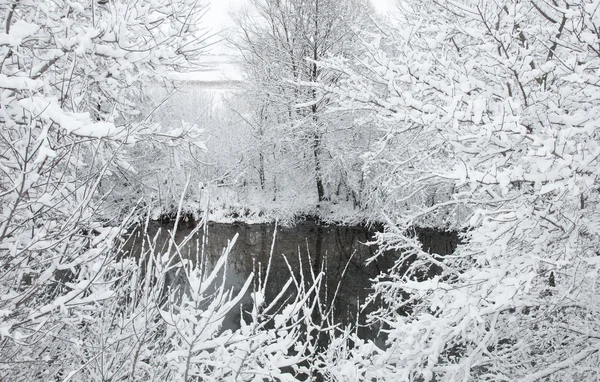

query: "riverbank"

left=147, top=196, right=375, bottom=227
left=123, top=184, right=468, bottom=232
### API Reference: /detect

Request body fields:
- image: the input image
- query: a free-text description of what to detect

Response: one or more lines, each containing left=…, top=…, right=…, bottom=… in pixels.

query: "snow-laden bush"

left=0, top=0, right=204, bottom=378
left=318, top=0, right=600, bottom=380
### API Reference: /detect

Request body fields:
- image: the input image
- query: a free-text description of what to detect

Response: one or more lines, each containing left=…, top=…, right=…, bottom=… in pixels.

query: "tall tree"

left=232, top=0, right=373, bottom=203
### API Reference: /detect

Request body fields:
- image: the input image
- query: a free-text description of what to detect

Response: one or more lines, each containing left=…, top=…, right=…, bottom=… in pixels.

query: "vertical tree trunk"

left=312, top=0, right=325, bottom=203
left=312, top=131, right=325, bottom=202
left=272, top=172, right=277, bottom=202
left=258, top=152, right=265, bottom=190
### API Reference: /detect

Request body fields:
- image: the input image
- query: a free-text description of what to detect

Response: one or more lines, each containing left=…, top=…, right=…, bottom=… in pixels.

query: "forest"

left=1, top=0, right=599, bottom=380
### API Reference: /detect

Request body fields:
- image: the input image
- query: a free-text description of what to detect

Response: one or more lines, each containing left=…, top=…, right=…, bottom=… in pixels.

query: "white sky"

left=206, top=0, right=245, bottom=31
left=191, top=0, right=396, bottom=84
left=206, top=0, right=395, bottom=28
left=370, top=0, right=396, bottom=12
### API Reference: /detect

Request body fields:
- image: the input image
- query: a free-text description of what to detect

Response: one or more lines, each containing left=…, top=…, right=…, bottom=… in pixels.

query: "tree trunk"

left=258, top=152, right=265, bottom=190
left=313, top=131, right=325, bottom=202
left=311, top=1, right=325, bottom=203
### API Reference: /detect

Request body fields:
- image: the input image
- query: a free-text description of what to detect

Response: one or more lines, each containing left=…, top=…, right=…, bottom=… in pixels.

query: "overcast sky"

left=191, top=0, right=396, bottom=84
left=205, top=0, right=396, bottom=33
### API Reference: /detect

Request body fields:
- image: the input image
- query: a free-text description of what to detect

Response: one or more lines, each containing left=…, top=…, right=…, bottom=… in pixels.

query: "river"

left=121, top=219, right=459, bottom=346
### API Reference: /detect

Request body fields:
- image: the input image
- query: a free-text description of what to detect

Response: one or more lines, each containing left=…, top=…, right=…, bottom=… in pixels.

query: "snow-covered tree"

left=319, top=0, right=600, bottom=380
left=0, top=0, right=210, bottom=379
left=231, top=0, right=374, bottom=204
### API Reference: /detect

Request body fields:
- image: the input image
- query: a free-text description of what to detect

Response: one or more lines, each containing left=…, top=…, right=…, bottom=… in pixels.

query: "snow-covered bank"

left=144, top=185, right=376, bottom=227
left=149, top=200, right=372, bottom=227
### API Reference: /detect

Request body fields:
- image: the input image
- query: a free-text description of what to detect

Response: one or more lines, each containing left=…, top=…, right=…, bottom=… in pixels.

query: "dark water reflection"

left=122, top=220, right=459, bottom=345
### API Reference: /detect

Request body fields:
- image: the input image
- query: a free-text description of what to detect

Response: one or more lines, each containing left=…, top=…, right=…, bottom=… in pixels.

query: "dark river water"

left=121, top=220, right=459, bottom=345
